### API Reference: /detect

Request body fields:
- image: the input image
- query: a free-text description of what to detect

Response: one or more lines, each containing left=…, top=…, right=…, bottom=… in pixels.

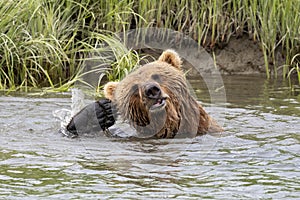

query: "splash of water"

left=70, top=88, right=86, bottom=117
left=53, top=88, right=86, bottom=135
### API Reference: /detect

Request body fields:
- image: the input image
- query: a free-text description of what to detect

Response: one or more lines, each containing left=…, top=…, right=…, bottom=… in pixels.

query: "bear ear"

left=103, top=82, right=118, bottom=100
left=158, top=49, right=182, bottom=69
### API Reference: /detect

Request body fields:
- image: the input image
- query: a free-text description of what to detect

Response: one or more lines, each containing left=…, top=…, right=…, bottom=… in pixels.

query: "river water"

left=0, top=75, right=299, bottom=199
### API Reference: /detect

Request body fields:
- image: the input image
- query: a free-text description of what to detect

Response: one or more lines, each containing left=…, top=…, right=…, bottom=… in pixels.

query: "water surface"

left=0, top=75, right=299, bottom=199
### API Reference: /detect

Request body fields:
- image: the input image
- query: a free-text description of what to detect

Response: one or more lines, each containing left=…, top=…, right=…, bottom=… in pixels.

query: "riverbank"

left=0, top=0, right=299, bottom=91
left=139, top=36, right=286, bottom=77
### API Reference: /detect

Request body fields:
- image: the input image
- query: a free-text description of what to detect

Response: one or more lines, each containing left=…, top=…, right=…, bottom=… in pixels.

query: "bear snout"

left=145, top=83, right=161, bottom=99
left=141, top=83, right=169, bottom=112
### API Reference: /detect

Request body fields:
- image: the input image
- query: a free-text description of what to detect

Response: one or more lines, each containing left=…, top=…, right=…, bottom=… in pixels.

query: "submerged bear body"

left=104, top=49, right=223, bottom=138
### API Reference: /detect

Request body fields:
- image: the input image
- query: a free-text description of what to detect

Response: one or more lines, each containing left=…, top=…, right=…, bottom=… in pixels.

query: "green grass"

left=0, top=0, right=139, bottom=92
left=135, top=0, right=300, bottom=81
left=0, top=0, right=299, bottom=92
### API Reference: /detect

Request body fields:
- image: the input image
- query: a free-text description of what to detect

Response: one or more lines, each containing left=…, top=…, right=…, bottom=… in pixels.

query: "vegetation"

left=0, top=0, right=299, bottom=91
left=0, top=0, right=139, bottom=92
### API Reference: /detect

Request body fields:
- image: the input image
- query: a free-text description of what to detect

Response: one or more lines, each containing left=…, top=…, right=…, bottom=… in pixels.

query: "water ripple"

left=0, top=94, right=299, bottom=199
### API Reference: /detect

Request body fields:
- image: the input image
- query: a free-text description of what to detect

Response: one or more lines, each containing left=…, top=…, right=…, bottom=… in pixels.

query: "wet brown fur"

left=104, top=49, right=223, bottom=138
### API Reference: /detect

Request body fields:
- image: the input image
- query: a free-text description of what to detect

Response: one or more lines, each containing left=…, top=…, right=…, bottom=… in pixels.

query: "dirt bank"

left=215, top=36, right=285, bottom=75
left=141, top=36, right=285, bottom=77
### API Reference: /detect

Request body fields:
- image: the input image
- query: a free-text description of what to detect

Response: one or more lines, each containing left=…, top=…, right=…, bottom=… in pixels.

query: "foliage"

left=135, top=0, right=300, bottom=79
left=0, top=0, right=139, bottom=91
left=0, top=0, right=299, bottom=91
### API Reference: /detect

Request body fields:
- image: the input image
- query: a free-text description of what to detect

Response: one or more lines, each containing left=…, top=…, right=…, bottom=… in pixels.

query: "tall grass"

left=0, top=0, right=76, bottom=90
left=0, top=0, right=299, bottom=91
left=137, top=0, right=300, bottom=79
left=0, top=0, right=139, bottom=91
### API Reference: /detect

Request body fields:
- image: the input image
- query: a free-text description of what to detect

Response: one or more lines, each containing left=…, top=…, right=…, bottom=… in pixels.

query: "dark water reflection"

left=191, top=75, right=300, bottom=117
left=0, top=75, right=299, bottom=199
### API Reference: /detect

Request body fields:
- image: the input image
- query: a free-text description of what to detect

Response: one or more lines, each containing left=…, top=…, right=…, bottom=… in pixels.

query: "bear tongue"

left=151, top=97, right=167, bottom=108
left=154, top=98, right=162, bottom=105
left=150, top=98, right=166, bottom=111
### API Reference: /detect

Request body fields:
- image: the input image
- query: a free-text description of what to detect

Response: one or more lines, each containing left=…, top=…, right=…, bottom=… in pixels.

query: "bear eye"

left=151, top=74, right=160, bottom=81
left=130, top=84, right=139, bottom=93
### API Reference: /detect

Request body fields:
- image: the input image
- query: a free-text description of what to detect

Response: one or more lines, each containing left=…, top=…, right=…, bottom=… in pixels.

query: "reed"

left=134, top=0, right=300, bottom=81
left=0, top=0, right=138, bottom=92
left=0, top=0, right=299, bottom=91
left=288, top=54, right=300, bottom=85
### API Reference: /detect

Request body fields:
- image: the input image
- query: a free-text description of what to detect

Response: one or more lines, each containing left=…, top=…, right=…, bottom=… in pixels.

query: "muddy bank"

left=82, top=36, right=286, bottom=88
left=141, top=36, right=285, bottom=77
left=214, top=37, right=285, bottom=75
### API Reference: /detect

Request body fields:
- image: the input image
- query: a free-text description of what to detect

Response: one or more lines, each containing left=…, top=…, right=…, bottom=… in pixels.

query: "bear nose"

left=145, top=84, right=161, bottom=99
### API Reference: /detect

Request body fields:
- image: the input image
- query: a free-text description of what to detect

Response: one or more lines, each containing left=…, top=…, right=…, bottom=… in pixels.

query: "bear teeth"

left=154, top=98, right=164, bottom=105
left=150, top=98, right=166, bottom=111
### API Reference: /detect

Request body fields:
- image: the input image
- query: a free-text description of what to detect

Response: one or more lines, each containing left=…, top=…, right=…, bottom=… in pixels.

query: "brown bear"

left=104, top=49, right=223, bottom=138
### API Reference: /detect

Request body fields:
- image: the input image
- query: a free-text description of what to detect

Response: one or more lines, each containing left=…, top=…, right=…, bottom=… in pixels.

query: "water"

left=0, top=75, right=299, bottom=199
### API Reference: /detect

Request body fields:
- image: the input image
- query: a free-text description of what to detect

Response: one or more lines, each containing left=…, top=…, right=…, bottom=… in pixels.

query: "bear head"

left=104, top=49, right=202, bottom=138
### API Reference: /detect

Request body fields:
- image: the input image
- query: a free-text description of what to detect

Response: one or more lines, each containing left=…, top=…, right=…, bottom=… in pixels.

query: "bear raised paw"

left=66, top=99, right=115, bottom=136
left=104, top=49, right=223, bottom=138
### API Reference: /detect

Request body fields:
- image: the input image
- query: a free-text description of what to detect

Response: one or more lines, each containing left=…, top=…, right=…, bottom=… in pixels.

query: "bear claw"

left=66, top=98, right=115, bottom=135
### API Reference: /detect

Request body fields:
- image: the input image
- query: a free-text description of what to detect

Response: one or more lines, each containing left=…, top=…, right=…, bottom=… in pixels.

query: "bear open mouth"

left=149, top=97, right=167, bottom=111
